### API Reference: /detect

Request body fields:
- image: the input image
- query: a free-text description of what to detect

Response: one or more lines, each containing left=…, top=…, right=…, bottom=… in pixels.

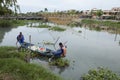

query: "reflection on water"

left=0, top=27, right=13, bottom=43
left=0, top=23, right=120, bottom=80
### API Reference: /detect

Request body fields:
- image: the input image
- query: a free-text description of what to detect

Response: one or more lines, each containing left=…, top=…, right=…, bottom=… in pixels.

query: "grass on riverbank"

left=81, top=19, right=120, bottom=28
left=0, top=46, right=62, bottom=80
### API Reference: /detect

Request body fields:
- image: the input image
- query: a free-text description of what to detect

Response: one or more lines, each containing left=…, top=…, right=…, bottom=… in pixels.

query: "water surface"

left=0, top=24, right=120, bottom=80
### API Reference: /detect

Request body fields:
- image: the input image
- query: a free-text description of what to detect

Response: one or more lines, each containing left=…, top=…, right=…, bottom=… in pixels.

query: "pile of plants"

left=49, top=58, right=69, bottom=67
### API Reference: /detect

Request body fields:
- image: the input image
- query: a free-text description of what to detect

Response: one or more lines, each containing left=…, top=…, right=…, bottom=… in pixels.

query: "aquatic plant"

left=81, top=67, right=120, bottom=80
left=38, top=24, right=51, bottom=28
left=49, top=26, right=66, bottom=31
left=78, top=30, right=82, bottom=33
left=49, top=58, right=69, bottom=67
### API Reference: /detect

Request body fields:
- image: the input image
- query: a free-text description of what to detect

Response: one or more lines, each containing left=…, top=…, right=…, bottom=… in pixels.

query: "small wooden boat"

left=21, top=42, right=54, bottom=57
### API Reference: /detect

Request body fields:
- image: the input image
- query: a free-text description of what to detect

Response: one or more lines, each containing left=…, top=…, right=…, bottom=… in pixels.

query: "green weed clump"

left=49, top=26, right=66, bottom=31
left=49, top=58, right=69, bottom=67
left=81, top=67, right=120, bottom=80
left=38, top=24, right=51, bottom=28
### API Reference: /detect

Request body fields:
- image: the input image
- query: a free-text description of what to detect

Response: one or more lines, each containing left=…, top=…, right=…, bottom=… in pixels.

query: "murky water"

left=0, top=23, right=120, bottom=80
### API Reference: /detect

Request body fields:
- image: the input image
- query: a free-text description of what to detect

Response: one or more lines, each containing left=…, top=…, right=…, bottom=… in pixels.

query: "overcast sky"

left=17, top=0, right=120, bottom=13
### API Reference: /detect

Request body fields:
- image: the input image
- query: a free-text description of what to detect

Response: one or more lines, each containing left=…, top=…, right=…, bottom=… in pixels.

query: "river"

left=0, top=23, right=120, bottom=80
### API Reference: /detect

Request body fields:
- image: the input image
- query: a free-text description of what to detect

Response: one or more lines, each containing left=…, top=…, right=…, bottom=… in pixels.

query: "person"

left=16, top=32, right=24, bottom=46
left=52, top=42, right=66, bottom=57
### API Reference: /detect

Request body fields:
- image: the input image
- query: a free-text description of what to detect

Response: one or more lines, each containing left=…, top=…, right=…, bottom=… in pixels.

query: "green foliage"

left=78, top=30, right=82, bottom=33
left=49, top=58, right=69, bottom=67
left=0, top=7, right=13, bottom=15
left=0, top=20, right=12, bottom=27
left=49, top=26, right=66, bottom=31
left=0, top=0, right=20, bottom=15
left=0, top=20, right=27, bottom=27
left=96, top=10, right=103, bottom=17
left=81, top=67, right=120, bottom=80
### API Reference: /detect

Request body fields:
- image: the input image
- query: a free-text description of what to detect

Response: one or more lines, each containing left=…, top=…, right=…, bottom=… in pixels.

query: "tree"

left=96, top=10, right=103, bottom=17
left=0, top=0, right=20, bottom=15
left=44, top=8, right=48, bottom=12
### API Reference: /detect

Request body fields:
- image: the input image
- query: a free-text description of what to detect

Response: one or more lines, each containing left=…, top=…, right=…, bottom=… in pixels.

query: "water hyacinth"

left=81, top=67, right=120, bottom=80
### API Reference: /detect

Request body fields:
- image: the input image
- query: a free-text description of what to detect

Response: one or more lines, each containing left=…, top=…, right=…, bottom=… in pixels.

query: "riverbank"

left=0, top=46, right=62, bottom=80
left=0, top=20, right=27, bottom=28
left=0, top=20, right=45, bottom=28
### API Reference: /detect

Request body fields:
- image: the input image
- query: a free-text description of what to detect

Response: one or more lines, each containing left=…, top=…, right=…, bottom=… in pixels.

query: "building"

left=102, top=7, right=120, bottom=20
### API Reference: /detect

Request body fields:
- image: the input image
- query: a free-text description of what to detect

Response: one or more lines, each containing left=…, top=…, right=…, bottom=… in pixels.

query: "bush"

left=81, top=67, right=120, bottom=80
left=0, top=20, right=12, bottom=27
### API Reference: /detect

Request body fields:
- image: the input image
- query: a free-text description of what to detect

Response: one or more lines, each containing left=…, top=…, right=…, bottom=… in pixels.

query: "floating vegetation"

left=49, top=26, right=66, bottom=31
left=43, top=41, right=55, bottom=45
left=81, top=67, right=120, bottom=80
left=38, top=24, right=51, bottom=28
left=78, top=30, right=82, bottom=33
left=49, top=58, right=70, bottom=67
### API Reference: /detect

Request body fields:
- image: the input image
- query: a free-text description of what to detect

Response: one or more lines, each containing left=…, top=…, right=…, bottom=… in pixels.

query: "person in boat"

left=16, top=32, right=24, bottom=46
left=52, top=42, right=66, bottom=57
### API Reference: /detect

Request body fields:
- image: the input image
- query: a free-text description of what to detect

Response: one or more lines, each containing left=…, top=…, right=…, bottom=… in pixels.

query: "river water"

left=0, top=23, right=120, bottom=80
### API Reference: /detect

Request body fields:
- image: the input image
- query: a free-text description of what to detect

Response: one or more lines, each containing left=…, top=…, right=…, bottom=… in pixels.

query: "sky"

left=17, top=0, right=120, bottom=13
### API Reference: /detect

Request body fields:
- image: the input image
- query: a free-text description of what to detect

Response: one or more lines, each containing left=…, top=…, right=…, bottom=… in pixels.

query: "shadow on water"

left=30, top=55, right=68, bottom=75
left=0, top=27, right=13, bottom=43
